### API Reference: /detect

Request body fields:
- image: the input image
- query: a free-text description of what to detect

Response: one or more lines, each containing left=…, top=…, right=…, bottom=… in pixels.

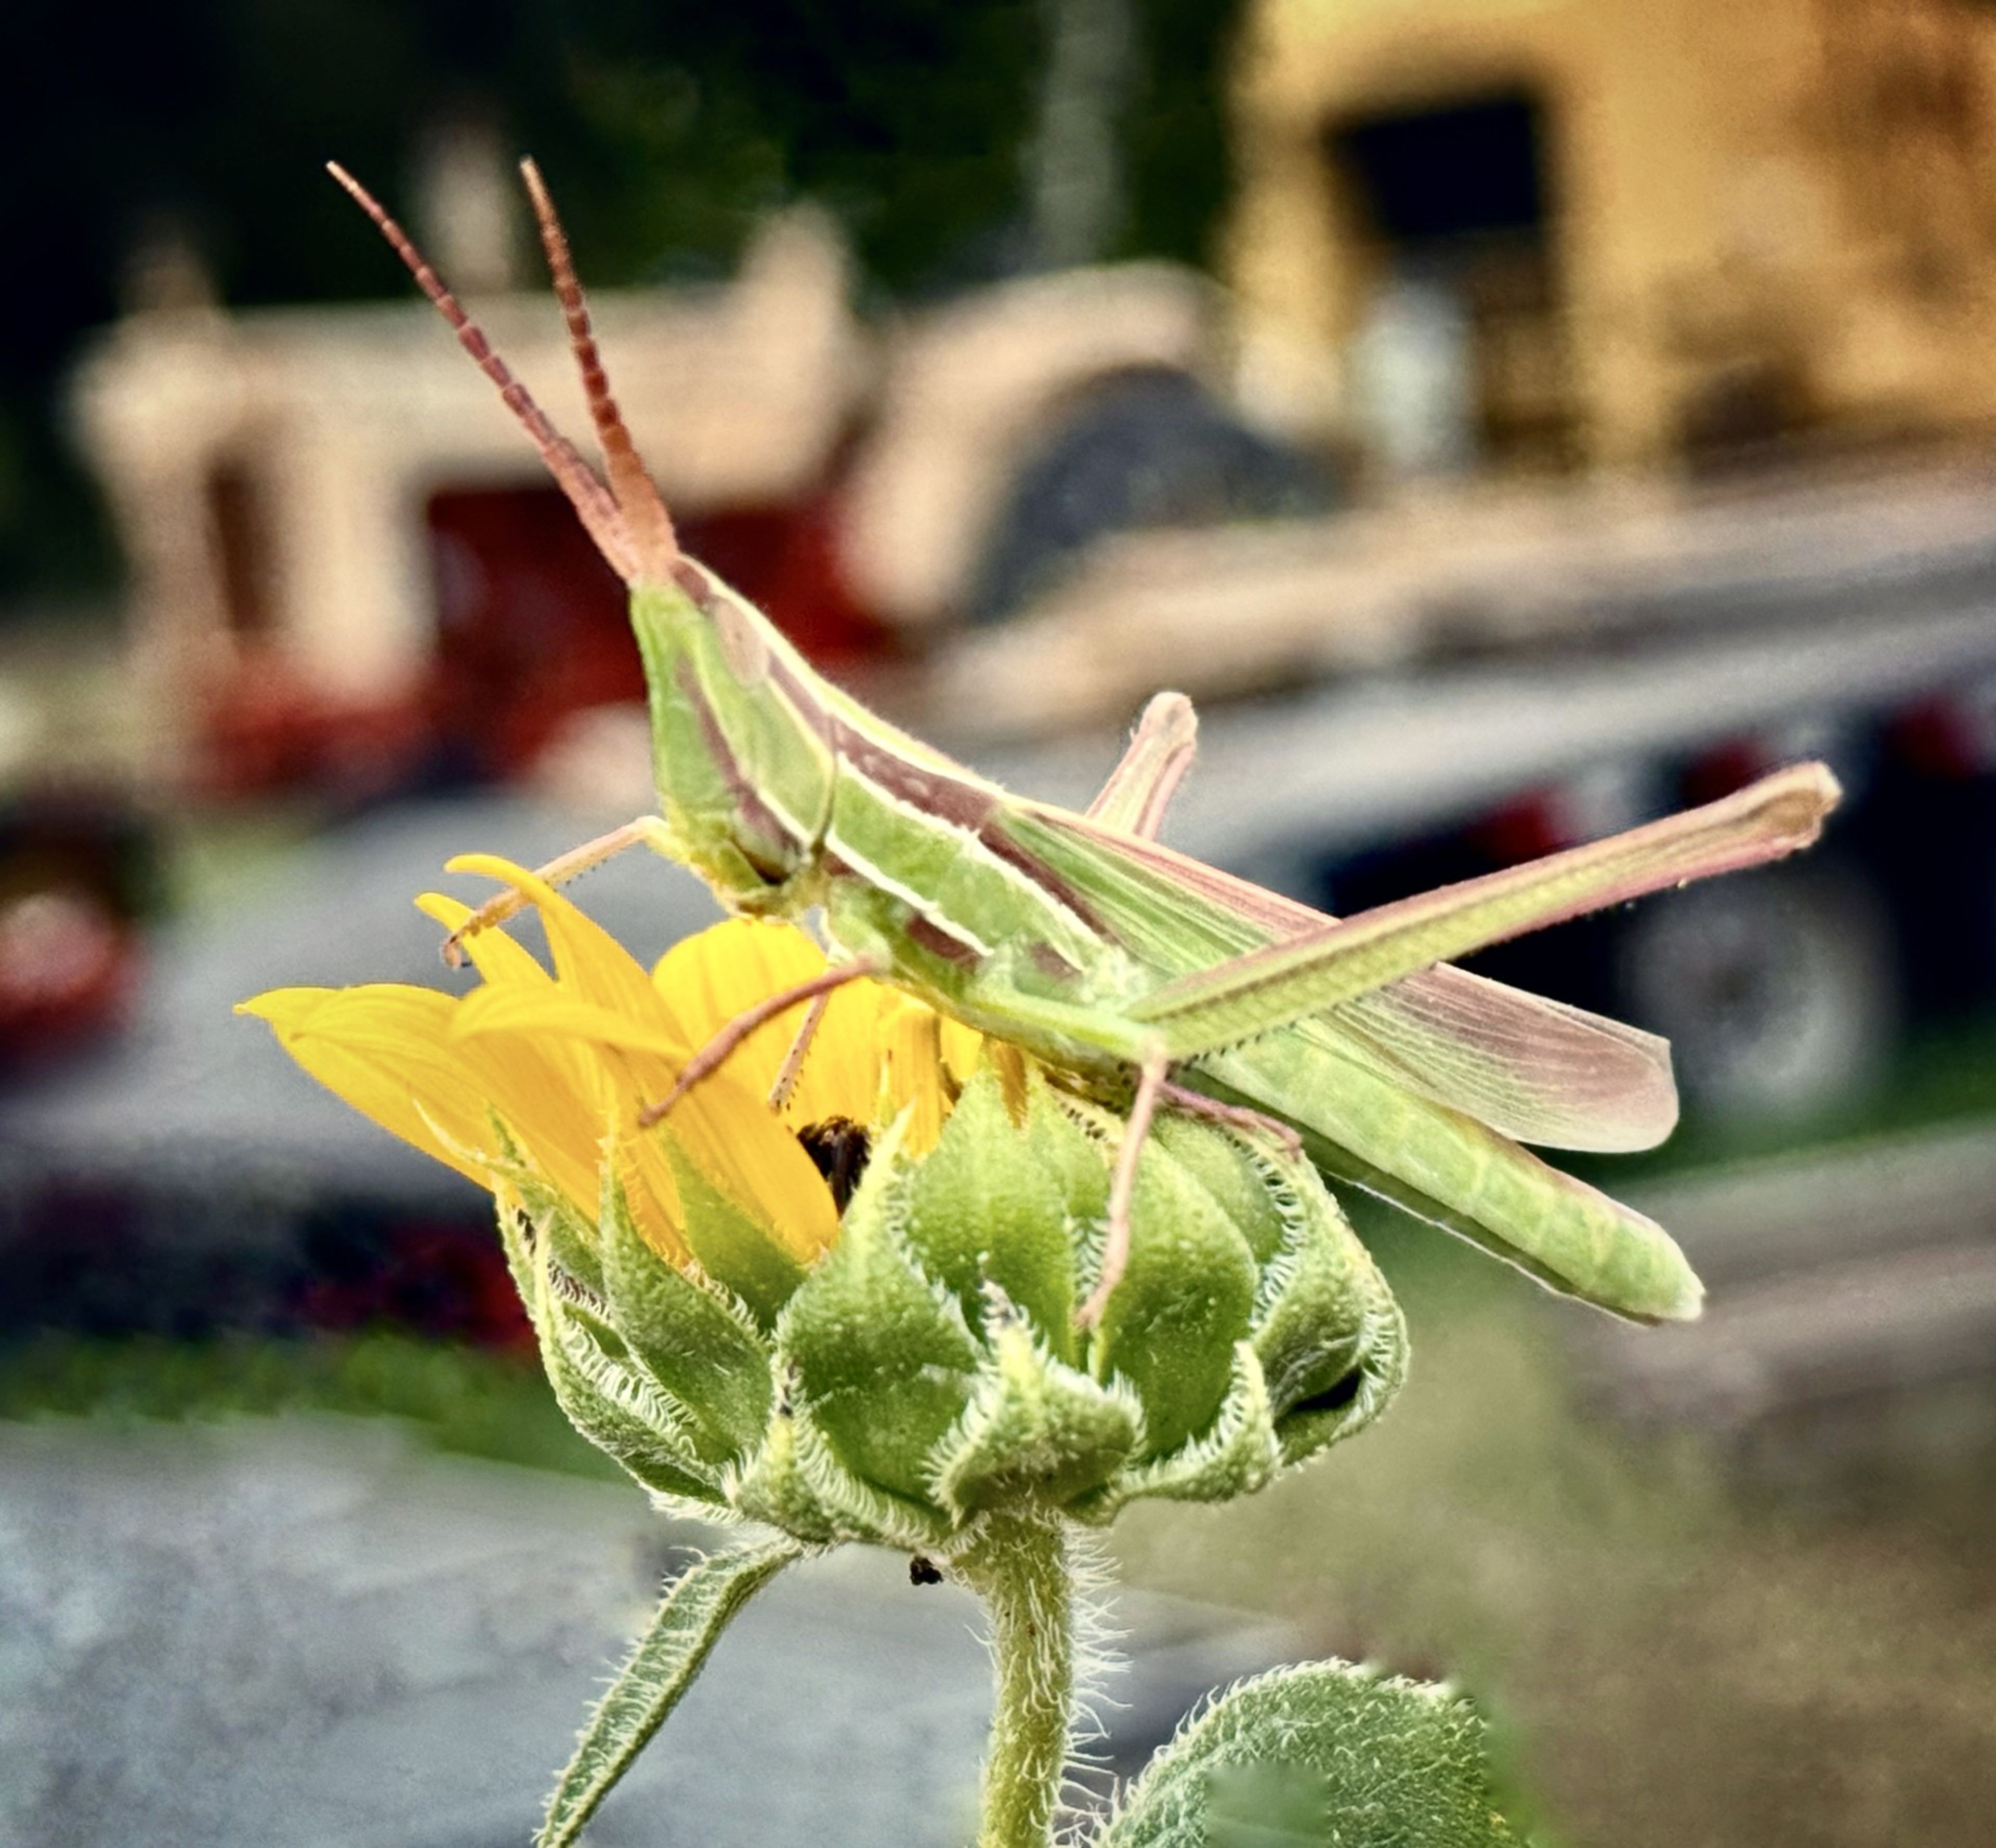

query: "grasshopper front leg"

left=440, top=817, right=680, bottom=965
left=443, top=694, right=1199, bottom=967
left=638, top=957, right=885, bottom=1127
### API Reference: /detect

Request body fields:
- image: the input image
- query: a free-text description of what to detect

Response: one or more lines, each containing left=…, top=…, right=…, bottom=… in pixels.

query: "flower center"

left=795, top=1117, right=873, bottom=1212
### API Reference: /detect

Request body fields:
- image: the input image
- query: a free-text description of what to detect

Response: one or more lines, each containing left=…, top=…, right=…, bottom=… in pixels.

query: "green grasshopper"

left=331, top=160, right=1839, bottom=1329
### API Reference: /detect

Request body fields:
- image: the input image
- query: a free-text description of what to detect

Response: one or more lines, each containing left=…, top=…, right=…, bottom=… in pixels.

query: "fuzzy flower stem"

left=955, top=1508, right=1077, bottom=1848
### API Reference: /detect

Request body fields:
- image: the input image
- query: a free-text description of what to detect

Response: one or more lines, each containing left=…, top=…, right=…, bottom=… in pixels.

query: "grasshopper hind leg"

left=1076, top=1042, right=1170, bottom=1331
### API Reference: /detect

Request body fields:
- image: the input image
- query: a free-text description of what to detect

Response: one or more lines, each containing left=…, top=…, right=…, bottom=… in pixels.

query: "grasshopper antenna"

left=324, top=161, right=638, bottom=581
left=519, top=158, right=679, bottom=582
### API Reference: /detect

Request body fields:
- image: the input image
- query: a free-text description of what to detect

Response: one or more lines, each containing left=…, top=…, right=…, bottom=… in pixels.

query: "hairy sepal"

left=1080, top=1109, right=1262, bottom=1460
left=531, top=1244, right=722, bottom=1506
left=1076, top=1341, right=1278, bottom=1523
left=727, top=1388, right=951, bottom=1550
left=599, top=1171, right=772, bottom=1467
left=928, top=1308, right=1144, bottom=1520
left=1240, top=1143, right=1409, bottom=1453
left=775, top=1116, right=984, bottom=1506
left=897, top=1064, right=1081, bottom=1351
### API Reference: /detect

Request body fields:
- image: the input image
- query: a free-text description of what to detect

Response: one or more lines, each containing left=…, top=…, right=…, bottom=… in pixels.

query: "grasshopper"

left=330, top=160, right=1839, bottom=1329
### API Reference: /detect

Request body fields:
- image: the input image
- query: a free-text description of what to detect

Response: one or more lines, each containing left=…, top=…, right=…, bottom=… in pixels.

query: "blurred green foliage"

left=0, top=1329, right=617, bottom=1479
left=0, top=0, right=1241, bottom=607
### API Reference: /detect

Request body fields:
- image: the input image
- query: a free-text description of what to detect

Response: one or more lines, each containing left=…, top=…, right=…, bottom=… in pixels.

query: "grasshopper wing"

left=1012, top=801, right=1677, bottom=1152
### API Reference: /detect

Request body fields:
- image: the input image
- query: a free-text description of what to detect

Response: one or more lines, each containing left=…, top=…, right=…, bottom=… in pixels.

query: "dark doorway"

left=206, top=459, right=275, bottom=638
left=1333, top=94, right=1551, bottom=245
left=1328, top=91, right=1575, bottom=474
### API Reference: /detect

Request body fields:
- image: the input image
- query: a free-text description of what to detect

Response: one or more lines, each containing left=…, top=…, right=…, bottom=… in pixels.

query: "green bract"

left=505, top=1062, right=1407, bottom=1555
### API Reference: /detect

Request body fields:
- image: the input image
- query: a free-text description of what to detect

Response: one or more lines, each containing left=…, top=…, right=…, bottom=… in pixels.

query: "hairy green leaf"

left=537, top=1537, right=800, bottom=1848
left=778, top=1121, right=982, bottom=1506
left=600, top=1172, right=771, bottom=1464
left=1104, top=1661, right=1517, bottom=1848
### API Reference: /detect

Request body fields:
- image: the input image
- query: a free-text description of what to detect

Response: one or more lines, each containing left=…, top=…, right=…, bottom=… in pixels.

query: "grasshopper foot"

left=439, top=889, right=530, bottom=969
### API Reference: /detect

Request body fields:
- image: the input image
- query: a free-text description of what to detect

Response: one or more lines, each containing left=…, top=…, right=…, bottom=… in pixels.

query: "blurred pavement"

left=0, top=1415, right=1297, bottom=1848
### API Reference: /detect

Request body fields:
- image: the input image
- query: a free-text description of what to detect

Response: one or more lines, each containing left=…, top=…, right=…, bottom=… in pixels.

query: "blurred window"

left=1328, top=92, right=1577, bottom=477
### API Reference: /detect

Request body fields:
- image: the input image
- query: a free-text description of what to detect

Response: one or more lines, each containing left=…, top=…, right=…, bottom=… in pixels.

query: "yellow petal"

left=775, top=971, right=896, bottom=1130
left=447, top=1025, right=618, bottom=1226
left=242, top=981, right=621, bottom=1234
left=648, top=917, right=958, bottom=1134
left=239, top=985, right=494, bottom=1184
left=876, top=998, right=954, bottom=1155
left=451, top=984, right=693, bottom=1062
left=652, top=1073, right=841, bottom=1265
left=652, top=918, right=828, bottom=1099
left=418, top=894, right=625, bottom=1215
left=939, top=1016, right=984, bottom=1089
left=461, top=962, right=838, bottom=1264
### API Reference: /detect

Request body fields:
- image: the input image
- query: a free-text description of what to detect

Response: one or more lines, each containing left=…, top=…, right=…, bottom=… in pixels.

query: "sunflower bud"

left=516, top=1059, right=1406, bottom=1553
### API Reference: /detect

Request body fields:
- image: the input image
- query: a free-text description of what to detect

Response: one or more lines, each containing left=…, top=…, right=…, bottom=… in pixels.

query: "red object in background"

left=426, top=483, right=645, bottom=778
left=0, top=792, right=160, bottom=1071
left=1680, top=738, right=1774, bottom=807
left=192, top=481, right=898, bottom=801
left=195, top=645, right=434, bottom=802
left=425, top=482, right=895, bottom=782
left=0, top=888, right=141, bottom=1068
left=678, top=493, right=896, bottom=666
left=1468, top=793, right=1569, bottom=866
left=290, top=1217, right=534, bottom=1349
left=1888, top=693, right=1996, bottom=781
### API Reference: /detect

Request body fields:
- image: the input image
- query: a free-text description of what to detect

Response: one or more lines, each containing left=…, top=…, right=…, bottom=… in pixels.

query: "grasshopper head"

left=327, top=159, right=679, bottom=586
left=333, top=162, right=831, bottom=912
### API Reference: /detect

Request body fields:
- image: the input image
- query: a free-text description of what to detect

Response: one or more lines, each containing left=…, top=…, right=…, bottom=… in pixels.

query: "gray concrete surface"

left=1591, top=1127, right=1996, bottom=1436
left=0, top=1415, right=1296, bottom=1848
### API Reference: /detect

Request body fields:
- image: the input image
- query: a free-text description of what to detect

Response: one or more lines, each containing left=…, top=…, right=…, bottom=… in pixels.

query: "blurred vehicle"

left=0, top=788, right=163, bottom=1073
left=70, top=206, right=1324, bottom=804
left=937, top=0, right=1996, bottom=733
left=1227, top=0, right=1996, bottom=478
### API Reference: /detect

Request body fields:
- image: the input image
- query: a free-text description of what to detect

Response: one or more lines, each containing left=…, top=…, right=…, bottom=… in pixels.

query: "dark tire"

left=1615, top=861, right=1901, bottom=1125
left=965, top=369, right=1333, bottom=625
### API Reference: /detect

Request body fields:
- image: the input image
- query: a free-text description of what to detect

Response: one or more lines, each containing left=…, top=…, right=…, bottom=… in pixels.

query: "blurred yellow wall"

left=1229, top=0, right=1996, bottom=471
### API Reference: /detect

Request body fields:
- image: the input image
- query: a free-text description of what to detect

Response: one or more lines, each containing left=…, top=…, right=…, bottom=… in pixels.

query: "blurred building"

left=1228, top=0, right=1996, bottom=478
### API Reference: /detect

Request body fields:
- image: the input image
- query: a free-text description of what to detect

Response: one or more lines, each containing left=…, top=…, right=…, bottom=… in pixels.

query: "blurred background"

left=4, top=1, right=1996, bottom=1843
